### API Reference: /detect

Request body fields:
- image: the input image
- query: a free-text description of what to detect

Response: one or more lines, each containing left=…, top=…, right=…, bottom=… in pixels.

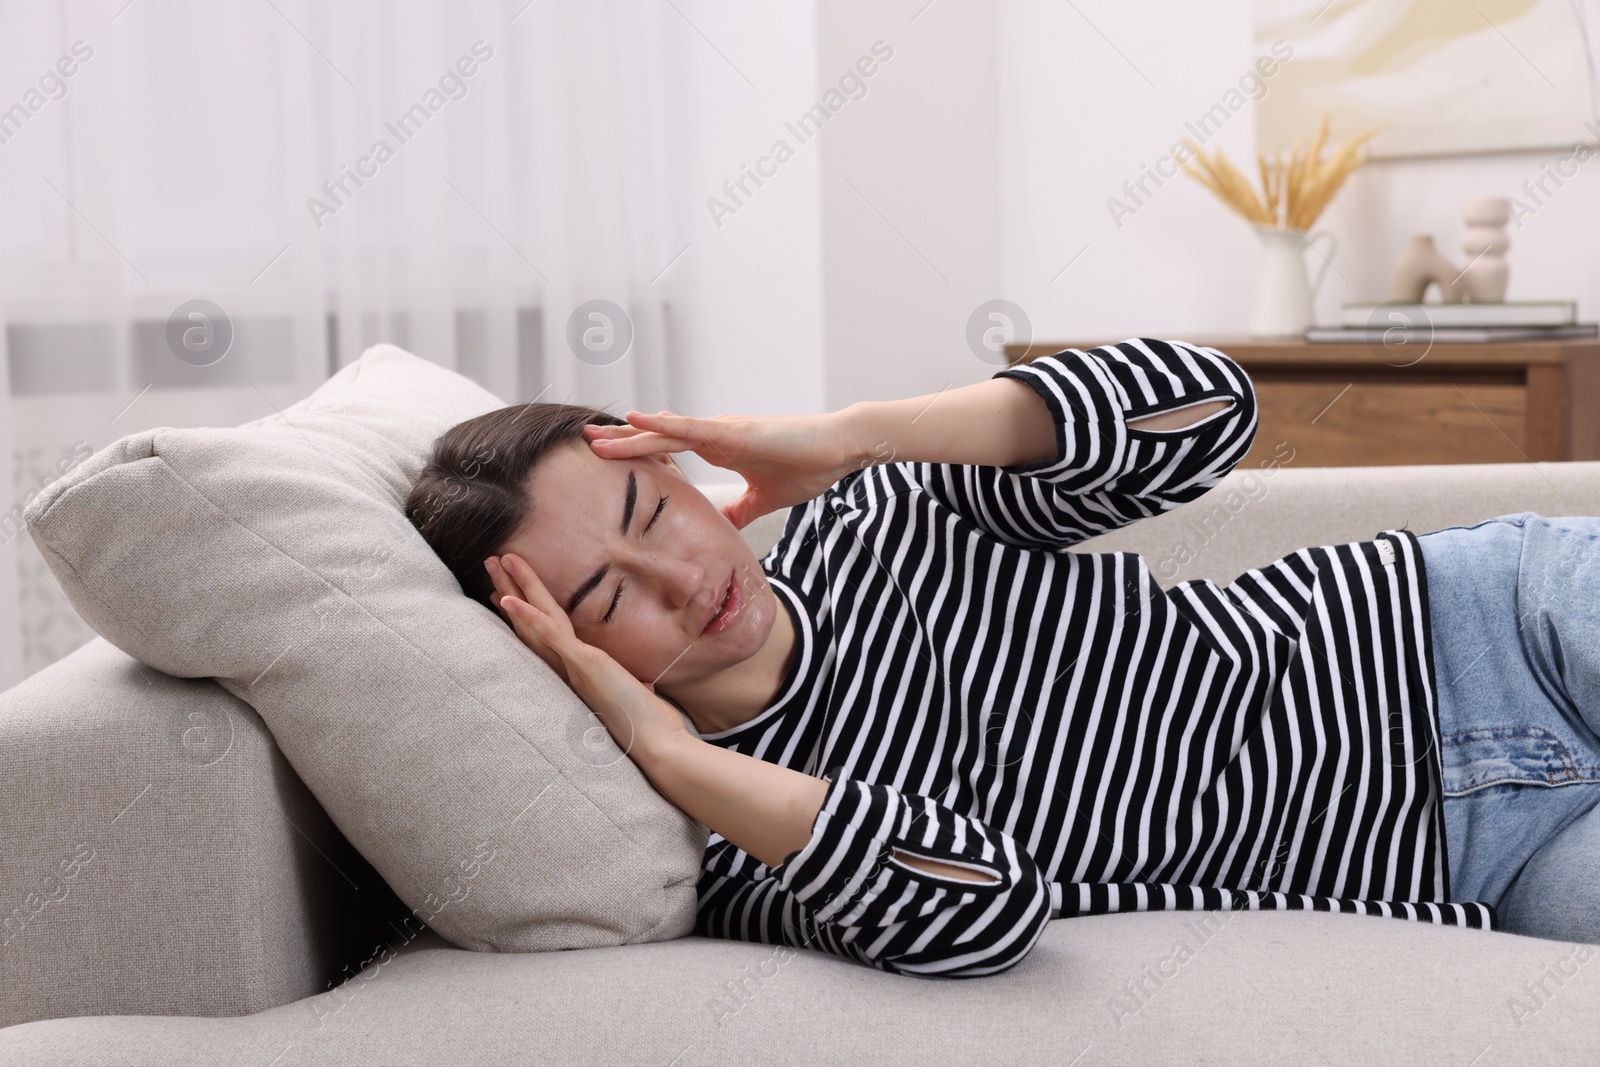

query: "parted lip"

left=699, top=569, right=733, bottom=636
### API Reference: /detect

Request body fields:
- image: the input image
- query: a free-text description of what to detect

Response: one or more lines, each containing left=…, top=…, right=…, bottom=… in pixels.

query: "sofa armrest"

left=0, top=638, right=408, bottom=1028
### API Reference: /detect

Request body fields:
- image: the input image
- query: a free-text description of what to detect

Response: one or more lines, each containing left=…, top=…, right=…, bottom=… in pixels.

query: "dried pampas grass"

left=1181, top=115, right=1375, bottom=231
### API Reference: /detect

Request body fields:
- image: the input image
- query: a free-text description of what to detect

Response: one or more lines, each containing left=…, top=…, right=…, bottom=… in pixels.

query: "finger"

left=484, top=556, right=521, bottom=606
left=499, top=553, right=564, bottom=619
left=582, top=423, right=649, bottom=439
left=500, top=596, right=564, bottom=659
left=500, top=594, right=537, bottom=629
left=489, top=555, right=536, bottom=610
left=498, top=553, right=543, bottom=603
left=505, top=594, right=576, bottom=651
left=627, top=410, right=711, bottom=440
left=589, top=431, right=699, bottom=460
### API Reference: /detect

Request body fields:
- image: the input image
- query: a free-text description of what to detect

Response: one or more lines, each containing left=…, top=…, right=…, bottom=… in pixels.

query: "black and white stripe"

left=694, top=338, right=1495, bottom=979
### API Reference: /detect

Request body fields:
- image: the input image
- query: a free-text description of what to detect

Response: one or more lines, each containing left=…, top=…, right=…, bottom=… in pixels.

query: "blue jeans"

left=1418, top=512, right=1600, bottom=944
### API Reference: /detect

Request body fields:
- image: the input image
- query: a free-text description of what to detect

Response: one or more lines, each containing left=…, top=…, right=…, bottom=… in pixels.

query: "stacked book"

left=1307, top=301, right=1597, bottom=343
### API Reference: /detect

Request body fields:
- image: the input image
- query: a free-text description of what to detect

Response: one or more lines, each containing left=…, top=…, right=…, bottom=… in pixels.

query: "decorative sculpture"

left=1387, top=235, right=1465, bottom=304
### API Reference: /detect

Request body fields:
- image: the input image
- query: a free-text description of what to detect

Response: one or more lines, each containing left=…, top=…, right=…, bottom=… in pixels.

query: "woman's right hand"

left=484, top=553, right=690, bottom=764
left=581, top=409, right=873, bottom=529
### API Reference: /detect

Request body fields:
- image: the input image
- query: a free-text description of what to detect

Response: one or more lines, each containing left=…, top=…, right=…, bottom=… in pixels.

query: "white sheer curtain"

left=0, top=0, right=686, bottom=688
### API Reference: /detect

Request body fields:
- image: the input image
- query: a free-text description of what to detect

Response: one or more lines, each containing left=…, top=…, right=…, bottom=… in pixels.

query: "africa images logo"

left=306, top=41, right=495, bottom=229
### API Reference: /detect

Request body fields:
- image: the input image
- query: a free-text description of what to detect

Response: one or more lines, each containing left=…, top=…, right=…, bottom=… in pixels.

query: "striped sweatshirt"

left=692, top=338, right=1497, bottom=979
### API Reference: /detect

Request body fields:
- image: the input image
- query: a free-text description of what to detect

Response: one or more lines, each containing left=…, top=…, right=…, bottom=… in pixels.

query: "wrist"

left=631, top=717, right=699, bottom=773
left=836, top=401, right=890, bottom=472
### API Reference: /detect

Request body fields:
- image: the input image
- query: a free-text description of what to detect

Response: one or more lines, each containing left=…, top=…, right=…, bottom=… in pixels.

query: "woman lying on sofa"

left=406, top=339, right=1600, bottom=978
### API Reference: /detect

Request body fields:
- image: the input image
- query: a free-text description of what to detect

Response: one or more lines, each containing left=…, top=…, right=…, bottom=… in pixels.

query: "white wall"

left=816, top=0, right=1002, bottom=410
left=674, top=0, right=1007, bottom=437
left=997, top=0, right=1600, bottom=345
left=665, top=1, right=827, bottom=483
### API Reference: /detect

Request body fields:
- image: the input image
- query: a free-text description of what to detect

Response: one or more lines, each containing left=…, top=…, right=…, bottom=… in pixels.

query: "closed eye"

left=602, top=495, right=669, bottom=623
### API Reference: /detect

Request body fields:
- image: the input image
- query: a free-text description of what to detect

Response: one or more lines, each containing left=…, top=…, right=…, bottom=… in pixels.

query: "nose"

left=642, top=554, right=703, bottom=609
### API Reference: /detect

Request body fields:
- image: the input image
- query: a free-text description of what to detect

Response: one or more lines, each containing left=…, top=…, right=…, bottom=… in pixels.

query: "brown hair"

left=405, top=403, right=626, bottom=614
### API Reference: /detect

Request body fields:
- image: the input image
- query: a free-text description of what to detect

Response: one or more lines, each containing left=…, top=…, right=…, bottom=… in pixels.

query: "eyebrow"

left=565, top=470, right=637, bottom=617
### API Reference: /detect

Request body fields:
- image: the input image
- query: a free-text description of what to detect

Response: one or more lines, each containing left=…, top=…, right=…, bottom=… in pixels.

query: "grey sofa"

left=3, top=462, right=1599, bottom=1065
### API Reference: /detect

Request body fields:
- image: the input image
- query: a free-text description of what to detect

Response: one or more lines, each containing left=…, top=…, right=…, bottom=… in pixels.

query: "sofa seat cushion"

left=0, top=910, right=1591, bottom=1065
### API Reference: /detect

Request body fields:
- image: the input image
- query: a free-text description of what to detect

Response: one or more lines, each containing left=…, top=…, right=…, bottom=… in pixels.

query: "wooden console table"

left=1003, top=337, right=1600, bottom=468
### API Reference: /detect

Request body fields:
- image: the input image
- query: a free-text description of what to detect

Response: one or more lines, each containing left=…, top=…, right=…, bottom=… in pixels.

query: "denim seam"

left=1440, top=725, right=1592, bottom=791
left=1443, top=777, right=1600, bottom=798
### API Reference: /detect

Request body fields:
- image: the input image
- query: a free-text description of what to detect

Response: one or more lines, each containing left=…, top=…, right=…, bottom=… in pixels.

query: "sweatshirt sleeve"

left=883, top=337, right=1258, bottom=551
left=696, top=770, right=1053, bottom=979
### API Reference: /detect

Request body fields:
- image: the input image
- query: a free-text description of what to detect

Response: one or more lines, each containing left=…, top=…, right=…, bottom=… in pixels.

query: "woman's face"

left=496, top=438, right=776, bottom=687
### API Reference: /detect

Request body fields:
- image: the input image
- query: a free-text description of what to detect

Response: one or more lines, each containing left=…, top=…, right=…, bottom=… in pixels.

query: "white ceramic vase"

left=1250, top=226, right=1337, bottom=337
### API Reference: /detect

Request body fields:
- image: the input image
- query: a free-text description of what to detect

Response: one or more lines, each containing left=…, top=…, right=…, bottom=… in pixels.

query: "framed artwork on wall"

left=1255, top=0, right=1600, bottom=158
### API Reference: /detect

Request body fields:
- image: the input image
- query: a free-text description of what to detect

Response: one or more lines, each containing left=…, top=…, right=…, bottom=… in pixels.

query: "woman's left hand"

left=484, top=552, right=690, bottom=764
left=582, top=409, right=866, bottom=529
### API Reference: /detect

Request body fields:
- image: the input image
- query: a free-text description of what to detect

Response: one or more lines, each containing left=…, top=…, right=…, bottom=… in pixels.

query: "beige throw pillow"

left=23, top=344, right=705, bottom=951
